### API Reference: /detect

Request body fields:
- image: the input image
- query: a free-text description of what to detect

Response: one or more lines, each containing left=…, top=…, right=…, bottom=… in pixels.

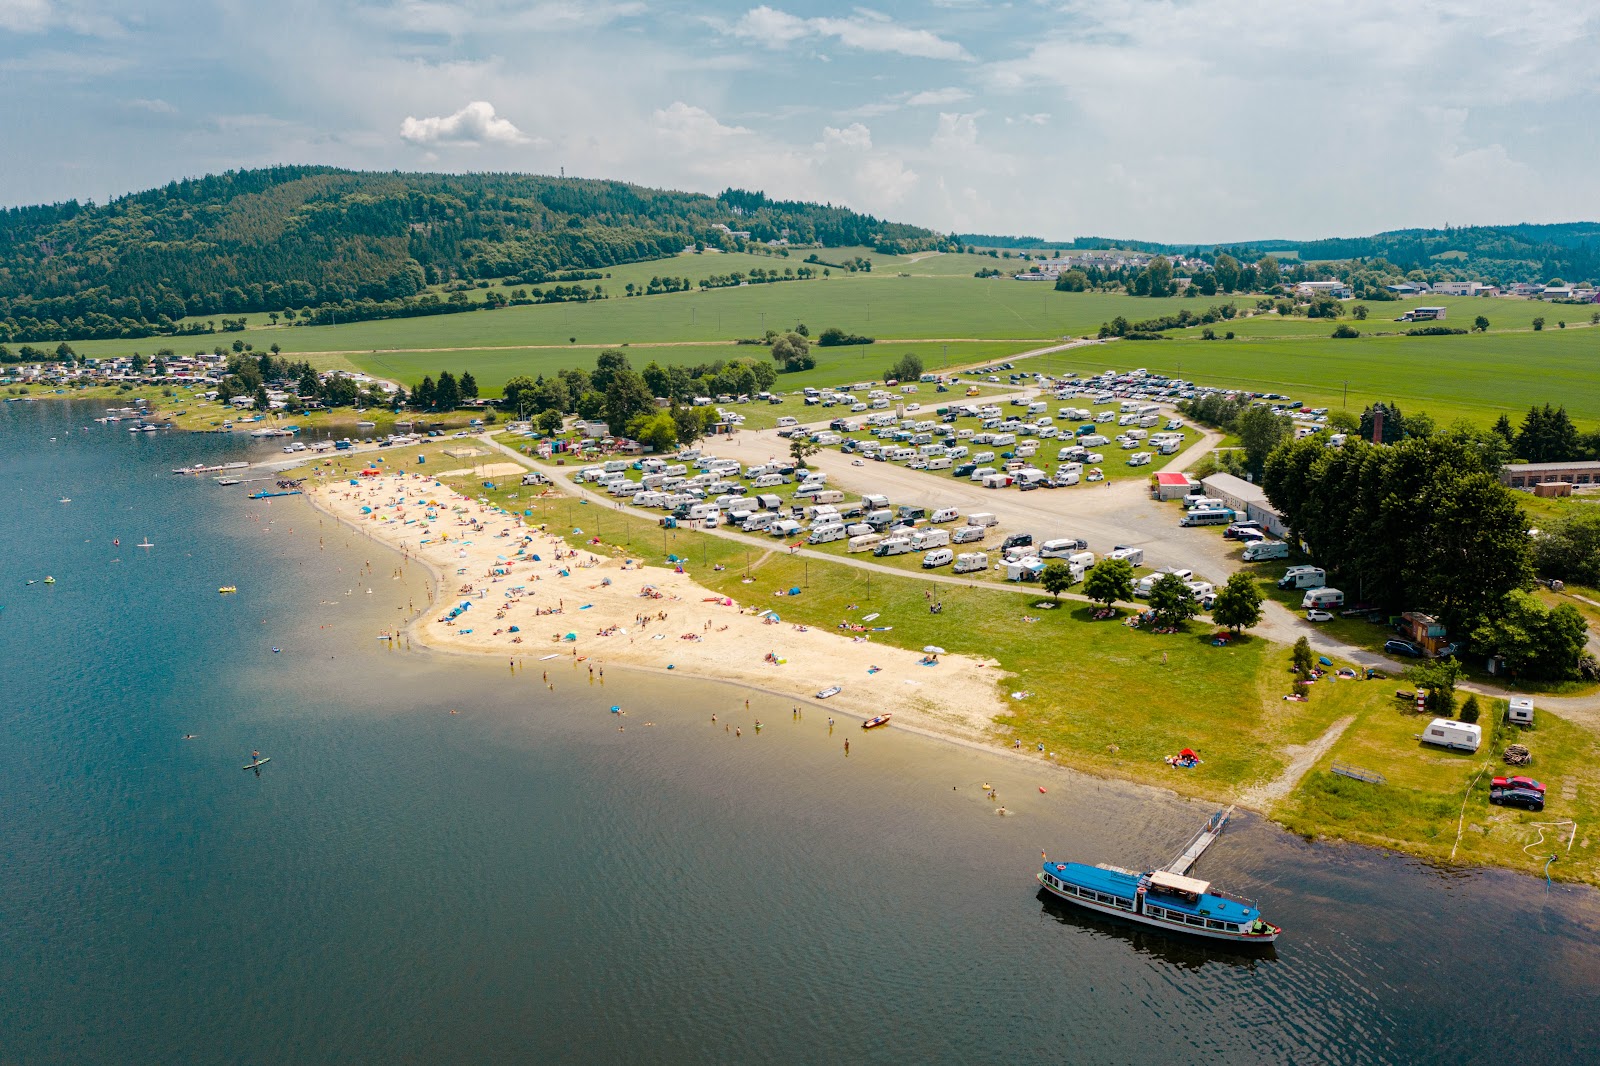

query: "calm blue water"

left=2, top=398, right=1597, bottom=1064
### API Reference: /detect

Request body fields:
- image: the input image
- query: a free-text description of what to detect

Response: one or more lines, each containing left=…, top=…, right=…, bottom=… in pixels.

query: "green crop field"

left=333, top=339, right=1040, bottom=397
left=56, top=252, right=1598, bottom=427
left=1060, top=324, right=1600, bottom=425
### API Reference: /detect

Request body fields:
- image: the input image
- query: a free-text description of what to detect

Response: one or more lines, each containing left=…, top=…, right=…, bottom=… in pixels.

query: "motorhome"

left=922, top=548, right=955, bottom=569
left=1127, top=452, right=1152, bottom=467
left=953, top=551, right=989, bottom=574
left=769, top=519, right=803, bottom=539
left=911, top=529, right=950, bottom=550
left=1108, top=546, right=1144, bottom=566
left=742, top=512, right=777, bottom=533
left=1277, top=566, right=1326, bottom=590
left=1242, top=540, right=1289, bottom=562
left=930, top=507, right=960, bottom=524
left=951, top=525, right=986, bottom=544
left=968, top=512, right=998, bottom=527
left=873, top=537, right=913, bottom=557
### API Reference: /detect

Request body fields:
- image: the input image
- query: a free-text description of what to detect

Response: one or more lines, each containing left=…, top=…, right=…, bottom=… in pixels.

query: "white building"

left=1295, top=280, right=1353, bottom=299
left=1199, top=472, right=1287, bottom=537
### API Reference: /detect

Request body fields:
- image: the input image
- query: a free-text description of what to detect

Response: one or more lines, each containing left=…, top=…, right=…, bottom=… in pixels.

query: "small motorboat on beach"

left=862, top=713, right=892, bottom=729
left=815, top=685, right=842, bottom=700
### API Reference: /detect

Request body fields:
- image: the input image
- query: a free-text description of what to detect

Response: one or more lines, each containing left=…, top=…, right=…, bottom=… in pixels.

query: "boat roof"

left=1148, top=870, right=1210, bottom=896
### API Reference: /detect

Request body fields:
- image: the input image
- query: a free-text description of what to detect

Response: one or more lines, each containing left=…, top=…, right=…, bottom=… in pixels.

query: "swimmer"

left=181, top=734, right=199, bottom=740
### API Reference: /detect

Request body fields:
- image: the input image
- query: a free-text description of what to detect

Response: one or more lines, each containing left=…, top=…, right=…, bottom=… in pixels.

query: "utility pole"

left=1343, top=379, right=1349, bottom=409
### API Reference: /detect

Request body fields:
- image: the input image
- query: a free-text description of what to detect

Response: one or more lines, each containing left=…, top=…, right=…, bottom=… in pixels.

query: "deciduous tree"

left=1211, top=573, right=1264, bottom=633
left=1083, top=557, right=1134, bottom=608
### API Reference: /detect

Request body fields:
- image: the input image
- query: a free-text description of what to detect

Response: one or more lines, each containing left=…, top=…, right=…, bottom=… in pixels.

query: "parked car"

left=1224, top=521, right=1264, bottom=540
left=1490, top=776, right=1546, bottom=811
left=1306, top=609, right=1334, bottom=622
left=1384, top=639, right=1425, bottom=658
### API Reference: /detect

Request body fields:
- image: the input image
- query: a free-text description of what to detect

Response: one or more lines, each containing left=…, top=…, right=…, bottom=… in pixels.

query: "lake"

left=1, top=398, right=1596, bottom=1064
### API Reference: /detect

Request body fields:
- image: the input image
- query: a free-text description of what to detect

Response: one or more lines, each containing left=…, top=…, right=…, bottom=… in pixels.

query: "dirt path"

left=1238, top=715, right=1356, bottom=809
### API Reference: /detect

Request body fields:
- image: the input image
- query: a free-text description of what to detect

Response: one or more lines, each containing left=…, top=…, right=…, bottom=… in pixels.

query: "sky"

left=2, top=0, right=1597, bottom=243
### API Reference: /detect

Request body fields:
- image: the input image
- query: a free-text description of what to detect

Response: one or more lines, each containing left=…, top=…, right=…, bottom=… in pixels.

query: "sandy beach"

left=307, top=469, right=1011, bottom=740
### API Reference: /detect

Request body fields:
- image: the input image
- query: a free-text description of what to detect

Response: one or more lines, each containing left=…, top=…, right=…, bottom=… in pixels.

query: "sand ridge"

left=311, top=471, right=1011, bottom=739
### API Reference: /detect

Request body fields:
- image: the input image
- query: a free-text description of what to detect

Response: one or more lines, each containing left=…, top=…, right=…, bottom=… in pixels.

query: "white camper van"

left=921, top=548, right=954, bottom=569
left=951, top=525, right=986, bottom=544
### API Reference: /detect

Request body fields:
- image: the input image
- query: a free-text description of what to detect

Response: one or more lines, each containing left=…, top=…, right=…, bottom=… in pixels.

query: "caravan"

left=1421, top=718, right=1482, bottom=753
left=953, top=551, right=988, bottom=574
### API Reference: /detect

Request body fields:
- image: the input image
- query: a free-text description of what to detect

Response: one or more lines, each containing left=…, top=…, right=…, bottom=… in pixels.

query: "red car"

left=1490, top=776, right=1546, bottom=811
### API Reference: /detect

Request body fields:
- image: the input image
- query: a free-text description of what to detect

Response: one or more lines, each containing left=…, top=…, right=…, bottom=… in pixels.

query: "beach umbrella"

left=923, top=645, right=946, bottom=655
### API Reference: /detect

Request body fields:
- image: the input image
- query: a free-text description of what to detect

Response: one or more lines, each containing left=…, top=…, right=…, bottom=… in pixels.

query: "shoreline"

left=291, top=468, right=1600, bottom=887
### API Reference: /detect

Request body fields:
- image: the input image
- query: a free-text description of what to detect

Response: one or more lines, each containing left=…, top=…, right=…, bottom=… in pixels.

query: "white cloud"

left=0, top=0, right=51, bottom=32
left=652, top=101, right=751, bottom=152
left=904, top=87, right=971, bottom=107
left=0, top=0, right=124, bottom=36
left=399, top=100, right=531, bottom=146
left=820, top=122, right=872, bottom=150
left=366, top=0, right=646, bottom=37
left=127, top=97, right=177, bottom=114
left=931, top=111, right=980, bottom=152
left=858, top=157, right=919, bottom=205
left=1005, top=112, right=1049, bottom=126
left=727, top=6, right=972, bottom=61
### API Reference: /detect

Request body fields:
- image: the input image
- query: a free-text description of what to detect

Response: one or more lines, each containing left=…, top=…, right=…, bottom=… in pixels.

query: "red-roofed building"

left=1152, top=472, right=1196, bottom=501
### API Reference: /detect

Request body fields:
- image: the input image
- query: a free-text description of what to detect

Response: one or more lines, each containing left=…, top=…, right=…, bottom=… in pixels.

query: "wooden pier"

left=1165, top=806, right=1234, bottom=876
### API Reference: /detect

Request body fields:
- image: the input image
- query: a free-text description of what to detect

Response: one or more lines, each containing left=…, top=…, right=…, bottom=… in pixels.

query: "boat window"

left=1205, top=919, right=1226, bottom=930
left=1186, top=915, right=1205, bottom=926
left=1146, top=906, right=1163, bottom=918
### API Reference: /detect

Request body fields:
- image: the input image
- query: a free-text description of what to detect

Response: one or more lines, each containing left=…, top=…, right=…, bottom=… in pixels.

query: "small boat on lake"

left=862, top=713, right=892, bottom=729
left=218, top=586, right=237, bottom=594
left=815, top=685, right=842, bottom=700
left=137, top=539, right=154, bottom=548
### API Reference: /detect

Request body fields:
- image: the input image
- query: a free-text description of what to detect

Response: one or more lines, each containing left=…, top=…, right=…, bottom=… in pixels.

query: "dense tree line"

left=0, top=168, right=938, bottom=343
left=1264, top=427, right=1592, bottom=681
left=1262, top=435, right=1534, bottom=635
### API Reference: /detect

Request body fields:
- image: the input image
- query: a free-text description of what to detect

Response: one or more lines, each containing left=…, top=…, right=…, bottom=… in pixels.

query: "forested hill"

left=958, top=223, right=1600, bottom=283
left=0, top=167, right=944, bottom=343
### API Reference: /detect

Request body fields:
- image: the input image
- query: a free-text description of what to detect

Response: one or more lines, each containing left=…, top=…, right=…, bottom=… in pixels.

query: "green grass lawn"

left=1276, top=696, right=1600, bottom=883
